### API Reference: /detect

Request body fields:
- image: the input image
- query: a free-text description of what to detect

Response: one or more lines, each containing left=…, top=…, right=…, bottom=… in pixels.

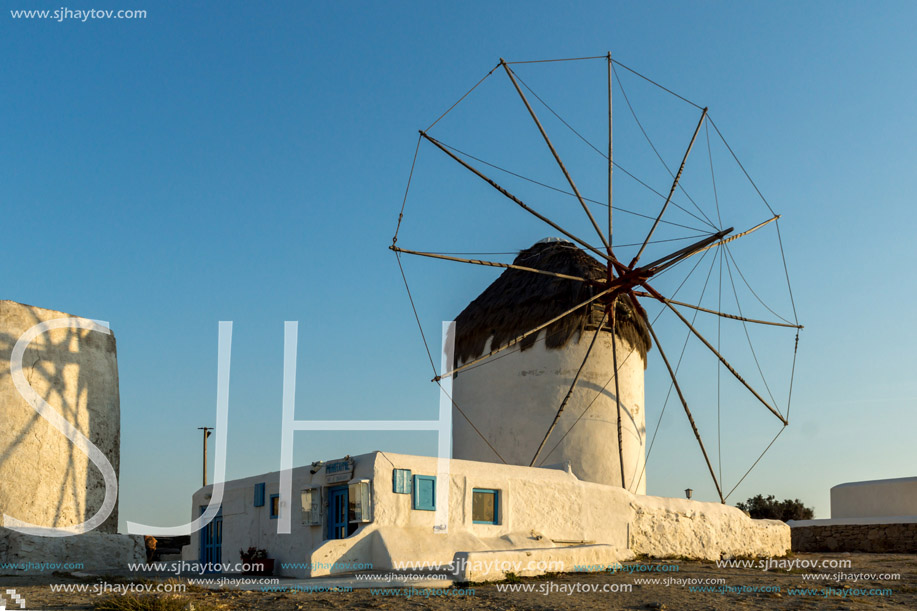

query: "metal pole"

left=198, top=426, right=213, bottom=487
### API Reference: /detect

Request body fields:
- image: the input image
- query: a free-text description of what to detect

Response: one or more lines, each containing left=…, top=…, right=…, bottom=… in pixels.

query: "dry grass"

left=93, top=593, right=224, bottom=611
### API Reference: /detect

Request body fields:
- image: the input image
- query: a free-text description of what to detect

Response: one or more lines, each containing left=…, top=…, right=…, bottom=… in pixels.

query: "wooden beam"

left=501, top=60, right=610, bottom=250
left=630, top=107, right=708, bottom=267
left=611, top=305, right=626, bottom=488
left=641, top=227, right=732, bottom=275
left=420, top=131, right=612, bottom=264
left=390, top=246, right=591, bottom=283
left=631, top=291, right=803, bottom=329
left=692, top=215, right=780, bottom=256
left=634, top=299, right=724, bottom=503
left=640, top=281, right=788, bottom=425
left=607, top=52, right=614, bottom=253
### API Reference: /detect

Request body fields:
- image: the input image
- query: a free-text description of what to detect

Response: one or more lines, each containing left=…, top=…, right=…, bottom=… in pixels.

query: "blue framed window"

left=393, top=469, right=412, bottom=494
left=412, top=475, right=436, bottom=511
left=269, top=494, right=280, bottom=519
left=254, top=483, right=266, bottom=507
left=472, top=488, right=499, bottom=524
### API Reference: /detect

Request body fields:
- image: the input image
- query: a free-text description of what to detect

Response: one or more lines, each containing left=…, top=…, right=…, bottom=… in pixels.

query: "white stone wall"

left=630, top=495, right=790, bottom=561
left=0, top=528, right=144, bottom=573
left=452, top=330, right=647, bottom=493
left=830, top=476, right=917, bottom=519
left=0, top=301, right=120, bottom=533
left=185, top=451, right=789, bottom=577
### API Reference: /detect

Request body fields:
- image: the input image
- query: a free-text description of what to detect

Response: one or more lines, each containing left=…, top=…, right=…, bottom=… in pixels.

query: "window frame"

left=254, top=482, right=266, bottom=507
left=472, top=488, right=499, bottom=525
left=300, top=487, right=321, bottom=526
left=269, top=493, right=280, bottom=519
left=412, top=475, right=436, bottom=511
left=348, top=479, right=373, bottom=523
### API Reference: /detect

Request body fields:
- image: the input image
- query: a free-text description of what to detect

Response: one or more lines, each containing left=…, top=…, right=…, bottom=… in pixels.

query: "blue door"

left=199, top=505, right=222, bottom=571
left=327, top=486, right=349, bottom=540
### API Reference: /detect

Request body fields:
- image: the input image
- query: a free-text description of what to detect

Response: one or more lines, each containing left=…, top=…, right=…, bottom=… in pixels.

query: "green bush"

left=736, top=494, right=814, bottom=521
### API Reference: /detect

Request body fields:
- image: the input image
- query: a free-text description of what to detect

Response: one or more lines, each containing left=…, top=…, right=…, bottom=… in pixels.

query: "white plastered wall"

left=452, top=329, right=647, bottom=494
left=0, top=300, right=121, bottom=533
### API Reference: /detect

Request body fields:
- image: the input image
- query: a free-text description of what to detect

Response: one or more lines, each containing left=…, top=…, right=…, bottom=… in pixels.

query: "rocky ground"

left=2, top=552, right=915, bottom=610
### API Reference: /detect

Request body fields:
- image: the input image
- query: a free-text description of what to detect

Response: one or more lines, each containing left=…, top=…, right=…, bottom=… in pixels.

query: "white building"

left=183, top=240, right=791, bottom=580
left=183, top=451, right=788, bottom=581
left=830, top=476, right=917, bottom=520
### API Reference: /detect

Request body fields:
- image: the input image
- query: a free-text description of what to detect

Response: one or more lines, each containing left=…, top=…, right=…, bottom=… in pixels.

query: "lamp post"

left=685, top=488, right=693, bottom=500
left=198, top=427, right=213, bottom=487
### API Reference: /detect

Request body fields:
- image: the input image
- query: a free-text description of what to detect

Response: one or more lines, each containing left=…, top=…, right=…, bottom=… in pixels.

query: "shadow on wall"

left=0, top=302, right=120, bottom=532
left=538, top=378, right=647, bottom=490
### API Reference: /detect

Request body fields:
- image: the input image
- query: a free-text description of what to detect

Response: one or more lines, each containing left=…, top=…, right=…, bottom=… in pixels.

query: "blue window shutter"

left=393, top=469, right=412, bottom=494
left=413, top=475, right=436, bottom=511
left=254, top=483, right=265, bottom=507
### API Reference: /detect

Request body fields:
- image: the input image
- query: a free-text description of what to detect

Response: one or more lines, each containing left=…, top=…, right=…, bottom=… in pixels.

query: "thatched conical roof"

left=454, top=239, right=651, bottom=368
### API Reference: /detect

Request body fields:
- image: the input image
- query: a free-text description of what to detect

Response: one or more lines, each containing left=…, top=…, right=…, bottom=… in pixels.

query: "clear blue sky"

left=3, top=1, right=916, bottom=530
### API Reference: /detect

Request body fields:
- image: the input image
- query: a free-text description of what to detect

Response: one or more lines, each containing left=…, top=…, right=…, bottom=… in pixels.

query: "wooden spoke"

left=630, top=107, right=709, bottom=267
left=692, top=215, right=780, bottom=257
left=639, top=281, right=788, bottom=425
left=632, top=291, right=803, bottom=329
left=530, top=310, right=609, bottom=466
left=641, top=227, right=732, bottom=275
left=434, top=287, right=614, bottom=382
left=634, top=294, right=724, bottom=503
left=610, top=304, right=626, bottom=488
left=607, top=52, right=614, bottom=251
left=420, top=131, right=612, bottom=264
left=501, top=60, right=610, bottom=251
left=390, top=246, right=591, bottom=283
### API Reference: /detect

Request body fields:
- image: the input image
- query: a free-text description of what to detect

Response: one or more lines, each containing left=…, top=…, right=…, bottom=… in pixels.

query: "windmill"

left=390, top=54, right=801, bottom=503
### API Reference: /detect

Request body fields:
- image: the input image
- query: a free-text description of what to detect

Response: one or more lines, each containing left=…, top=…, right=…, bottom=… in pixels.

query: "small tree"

left=737, top=494, right=814, bottom=521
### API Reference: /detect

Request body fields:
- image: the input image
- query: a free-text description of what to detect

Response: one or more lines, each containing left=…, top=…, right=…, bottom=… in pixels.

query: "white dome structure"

left=451, top=240, right=651, bottom=493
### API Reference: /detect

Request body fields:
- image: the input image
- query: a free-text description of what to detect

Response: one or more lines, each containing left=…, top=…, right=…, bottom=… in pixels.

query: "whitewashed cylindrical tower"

left=451, top=239, right=650, bottom=493
left=0, top=300, right=121, bottom=533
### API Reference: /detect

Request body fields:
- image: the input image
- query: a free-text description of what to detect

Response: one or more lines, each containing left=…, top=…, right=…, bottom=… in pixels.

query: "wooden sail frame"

left=392, top=53, right=801, bottom=503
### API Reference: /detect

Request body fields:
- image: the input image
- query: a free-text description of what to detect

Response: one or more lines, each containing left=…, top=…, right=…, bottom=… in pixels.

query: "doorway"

left=199, top=505, right=222, bottom=570
left=326, top=486, right=351, bottom=540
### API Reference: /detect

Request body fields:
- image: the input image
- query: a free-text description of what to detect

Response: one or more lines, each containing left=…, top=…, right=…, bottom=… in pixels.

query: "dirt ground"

left=2, top=553, right=915, bottom=610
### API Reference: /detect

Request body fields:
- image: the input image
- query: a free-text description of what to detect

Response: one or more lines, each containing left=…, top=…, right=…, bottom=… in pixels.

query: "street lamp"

left=198, top=427, right=213, bottom=487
